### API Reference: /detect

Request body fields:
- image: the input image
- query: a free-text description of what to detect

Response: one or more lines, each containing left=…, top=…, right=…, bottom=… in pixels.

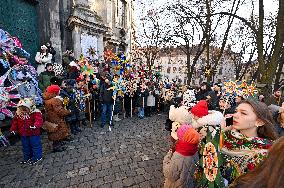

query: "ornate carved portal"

left=67, top=3, right=108, bottom=60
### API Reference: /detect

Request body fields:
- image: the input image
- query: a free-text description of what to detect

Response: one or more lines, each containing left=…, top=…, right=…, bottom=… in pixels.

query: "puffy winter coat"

left=10, top=111, right=43, bottom=136
left=38, top=71, right=55, bottom=91
left=163, top=151, right=197, bottom=188
left=43, top=92, right=71, bottom=141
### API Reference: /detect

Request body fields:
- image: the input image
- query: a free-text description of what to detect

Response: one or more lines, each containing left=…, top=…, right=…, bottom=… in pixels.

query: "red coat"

left=10, top=111, right=43, bottom=137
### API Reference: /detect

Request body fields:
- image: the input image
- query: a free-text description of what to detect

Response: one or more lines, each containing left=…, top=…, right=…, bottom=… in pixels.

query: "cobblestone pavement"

left=0, top=114, right=171, bottom=188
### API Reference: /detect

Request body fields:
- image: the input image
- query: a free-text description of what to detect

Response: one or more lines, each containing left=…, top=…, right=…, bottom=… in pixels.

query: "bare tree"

left=133, top=1, right=166, bottom=75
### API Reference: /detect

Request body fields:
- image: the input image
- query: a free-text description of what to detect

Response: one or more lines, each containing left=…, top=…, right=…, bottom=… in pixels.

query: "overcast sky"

left=134, top=0, right=279, bottom=61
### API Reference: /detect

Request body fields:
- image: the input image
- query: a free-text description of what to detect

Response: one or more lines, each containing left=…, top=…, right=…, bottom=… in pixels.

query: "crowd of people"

left=162, top=84, right=284, bottom=187
left=1, top=35, right=284, bottom=187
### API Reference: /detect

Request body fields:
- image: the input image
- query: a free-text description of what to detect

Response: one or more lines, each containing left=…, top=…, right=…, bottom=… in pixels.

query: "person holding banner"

left=99, top=75, right=114, bottom=128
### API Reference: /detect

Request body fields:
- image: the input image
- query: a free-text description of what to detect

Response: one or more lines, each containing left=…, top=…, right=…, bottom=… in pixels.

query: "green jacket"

left=38, top=71, right=55, bottom=92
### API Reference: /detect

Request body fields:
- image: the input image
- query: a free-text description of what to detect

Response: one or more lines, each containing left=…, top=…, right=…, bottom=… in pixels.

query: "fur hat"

left=169, top=105, right=192, bottom=124
left=169, top=105, right=192, bottom=140
left=191, top=100, right=208, bottom=118
left=177, top=124, right=200, bottom=144
left=46, top=85, right=61, bottom=95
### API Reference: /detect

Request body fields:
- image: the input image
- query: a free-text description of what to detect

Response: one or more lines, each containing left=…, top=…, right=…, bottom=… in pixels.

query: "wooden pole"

left=130, top=98, right=133, bottom=117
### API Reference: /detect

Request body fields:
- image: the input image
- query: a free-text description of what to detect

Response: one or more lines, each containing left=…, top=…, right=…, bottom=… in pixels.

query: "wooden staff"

left=123, top=98, right=126, bottom=119
left=130, top=98, right=133, bottom=117
left=88, top=96, right=92, bottom=127
left=109, top=96, right=116, bottom=132
left=93, top=97, right=96, bottom=122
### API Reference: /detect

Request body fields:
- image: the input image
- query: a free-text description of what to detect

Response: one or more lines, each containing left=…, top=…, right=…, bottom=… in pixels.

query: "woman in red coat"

left=10, top=98, right=43, bottom=165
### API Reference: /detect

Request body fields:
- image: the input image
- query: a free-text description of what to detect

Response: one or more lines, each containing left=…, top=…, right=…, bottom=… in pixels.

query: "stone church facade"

left=0, top=0, right=134, bottom=64
left=40, top=0, right=134, bottom=62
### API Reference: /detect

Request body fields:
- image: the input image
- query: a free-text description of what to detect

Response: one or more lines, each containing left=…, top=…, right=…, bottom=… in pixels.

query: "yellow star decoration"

left=205, top=68, right=211, bottom=76
left=87, top=47, right=96, bottom=56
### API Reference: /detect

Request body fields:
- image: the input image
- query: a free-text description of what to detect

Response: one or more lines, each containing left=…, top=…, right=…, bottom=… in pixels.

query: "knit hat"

left=177, top=124, right=200, bottom=144
left=41, top=45, right=48, bottom=50
left=191, top=100, right=208, bottom=118
left=46, top=85, right=61, bottom=94
left=17, top=98, right=33, bottom=109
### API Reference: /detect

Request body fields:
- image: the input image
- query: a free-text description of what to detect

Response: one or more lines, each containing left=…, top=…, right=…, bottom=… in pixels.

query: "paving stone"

left=0, top=115, right=171, bottom=187
left=111, top=180, right=124, bottom=188
left=139, top=181, right=151, bottom=188
left=123, top=177, right=135, bottom=187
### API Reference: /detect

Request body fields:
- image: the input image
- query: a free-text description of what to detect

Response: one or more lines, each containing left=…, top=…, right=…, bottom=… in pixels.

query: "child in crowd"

left=60, top=79, right=82, bottom=135
left=10, top=98, right=43, bottom=165
left=163, top=124, right=200, bottom=188
left=43, top=85, right=71, bottom=152
left=76, top=78, right=88, bottom=126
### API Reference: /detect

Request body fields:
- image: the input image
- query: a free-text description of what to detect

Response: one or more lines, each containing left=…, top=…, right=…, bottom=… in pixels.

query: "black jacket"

left=99, top=82, right=114, bottom=104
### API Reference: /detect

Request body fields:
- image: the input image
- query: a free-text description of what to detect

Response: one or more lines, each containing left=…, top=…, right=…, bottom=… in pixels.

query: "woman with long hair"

left=229, top=136, right=284, bottom=188
left=221, top=100, right=278, bottom=183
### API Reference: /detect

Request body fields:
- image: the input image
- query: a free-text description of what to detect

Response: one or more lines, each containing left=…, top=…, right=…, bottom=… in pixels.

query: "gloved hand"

left=11, top=131, right=16, bottom=135
left=30, top=125, right=36, bottom=129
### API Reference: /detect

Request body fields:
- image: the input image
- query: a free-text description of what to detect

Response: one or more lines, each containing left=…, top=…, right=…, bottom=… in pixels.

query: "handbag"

left=42, top=108, right=58, bottom=133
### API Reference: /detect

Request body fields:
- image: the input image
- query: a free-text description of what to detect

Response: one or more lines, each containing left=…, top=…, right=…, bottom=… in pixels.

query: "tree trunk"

left=186, top=47, right=192, bottom=85
left=261, top=0, right=284, bottom=85
left=205, top=0, right=211, bottom=82
left=256, top=0, right=265, bottom=83
left=274, top=55, right=284, bottom=90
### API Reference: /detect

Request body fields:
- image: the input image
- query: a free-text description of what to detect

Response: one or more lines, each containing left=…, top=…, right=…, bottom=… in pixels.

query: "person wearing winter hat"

left=191, top=100, right=224, bottom=138
left=10, top=98, right=43, bottom=165
left=60, top=79, right=82, bottom=136
left=43, top=85, right=71, bottom=152
left=191, top=100, right=209, bottom=119
left=163, top=124, right=200, bottom=188
left=35, top=45, right=53, bottom=75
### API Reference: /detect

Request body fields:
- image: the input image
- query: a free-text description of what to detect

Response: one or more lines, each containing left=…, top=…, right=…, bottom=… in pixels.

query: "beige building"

left=156, top=46, right=237, bottom=85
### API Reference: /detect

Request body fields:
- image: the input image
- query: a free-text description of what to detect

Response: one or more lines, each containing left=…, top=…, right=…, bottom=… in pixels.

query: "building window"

left=118, top=0, right=126, bottom=27
left=173, top=67, right=177, bottom=73
left=218, top=68, right=222, bottom=75
left=167, top=67, right=171, bottom=73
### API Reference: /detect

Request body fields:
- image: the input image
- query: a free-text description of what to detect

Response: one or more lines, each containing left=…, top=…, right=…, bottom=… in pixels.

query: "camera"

left=225, top=116, right=233, bottom=127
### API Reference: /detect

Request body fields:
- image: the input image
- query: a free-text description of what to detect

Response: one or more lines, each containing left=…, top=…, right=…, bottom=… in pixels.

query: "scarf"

left=221, top=130, right=273, bottom=180
left=175, top=140, right=198, bottom=156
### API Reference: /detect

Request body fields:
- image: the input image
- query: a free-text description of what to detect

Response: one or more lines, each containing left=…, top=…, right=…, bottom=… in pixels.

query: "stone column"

left=97, top=33, right=104, bottom=62
left=49, top=0, right=62, bottom=63
left=72, top=26, right=82, bottom=59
